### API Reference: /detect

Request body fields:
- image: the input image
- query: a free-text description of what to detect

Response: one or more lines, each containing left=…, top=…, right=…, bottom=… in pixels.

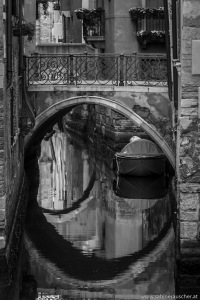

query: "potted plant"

left=136, top=30, right=151, bottom=42
left=75, top=8, right=90, bottom=20
left=150, top=30, right=165, bottom=42
left=129, top=7, right=146, bottom=20
left=13, top=22, right=35, bottom=41
left=129, top=7, right=164, bottom=20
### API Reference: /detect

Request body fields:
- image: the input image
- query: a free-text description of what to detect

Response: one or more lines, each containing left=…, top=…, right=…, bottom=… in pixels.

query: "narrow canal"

left=13, top=111, right=177, bottom=299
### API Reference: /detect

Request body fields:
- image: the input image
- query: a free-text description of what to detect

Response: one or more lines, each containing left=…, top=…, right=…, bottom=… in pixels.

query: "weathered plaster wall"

left=178, top=0, right=200, bottom=256
left=104, top=0, right=140, bottom=54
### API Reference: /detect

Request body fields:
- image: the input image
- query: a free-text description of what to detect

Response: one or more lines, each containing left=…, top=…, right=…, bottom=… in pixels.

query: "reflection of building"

left=105, top=210, right=143, bottom=259
left=38, top=128, right=68, bottom=210
left=52, top=199, right=97, bottom=249
left=38, top=147, right=53, bottom=209
left=38, top=128, right=92, bottom=210
left=65, top=136, right=91, bottom=205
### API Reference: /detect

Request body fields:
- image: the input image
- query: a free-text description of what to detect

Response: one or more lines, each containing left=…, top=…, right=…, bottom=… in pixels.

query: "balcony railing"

left=25, top=53, right=167, bottom=87
left=129, top=7, right=165, bottom=48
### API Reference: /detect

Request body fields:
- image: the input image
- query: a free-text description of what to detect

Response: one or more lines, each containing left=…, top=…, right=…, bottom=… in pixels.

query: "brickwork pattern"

left=4, top=41, right=24, bottom=246
left=0, top=0, right=24, bottom=258
left=178, top=0, right=200, bottom=257
left=0, top=0, right=5, bottom=250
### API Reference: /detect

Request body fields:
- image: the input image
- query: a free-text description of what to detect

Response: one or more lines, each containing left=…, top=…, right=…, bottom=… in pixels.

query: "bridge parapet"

left=25, top=53, right=167, bottom=87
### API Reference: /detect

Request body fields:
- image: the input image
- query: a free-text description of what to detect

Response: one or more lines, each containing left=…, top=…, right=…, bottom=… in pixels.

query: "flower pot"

left=13, top=23, right=35, bottom=39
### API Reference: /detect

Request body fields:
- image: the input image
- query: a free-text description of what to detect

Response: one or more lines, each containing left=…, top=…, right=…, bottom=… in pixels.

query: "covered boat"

left=115, top=137, right=166, bottom=176
left=113, top=174, right=168, bottom=199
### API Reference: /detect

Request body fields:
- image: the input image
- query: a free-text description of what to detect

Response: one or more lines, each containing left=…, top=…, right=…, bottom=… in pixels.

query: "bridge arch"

left=25, top=96, right=175, bottom=168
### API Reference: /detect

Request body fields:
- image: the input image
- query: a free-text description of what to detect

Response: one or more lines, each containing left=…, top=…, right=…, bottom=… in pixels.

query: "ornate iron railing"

left=25, top=53, right=167, bottom=86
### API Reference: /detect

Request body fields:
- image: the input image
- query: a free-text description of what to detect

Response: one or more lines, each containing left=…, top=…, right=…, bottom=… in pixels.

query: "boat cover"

left=121, top=139, right=163, bottom=156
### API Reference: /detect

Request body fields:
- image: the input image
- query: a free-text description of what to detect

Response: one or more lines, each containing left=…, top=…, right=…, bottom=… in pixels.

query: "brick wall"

left=93, top=105, right=146, bottom=143
left=0, top=0, right=5, bottom=250
left=0, top=0, right=25, bottom=284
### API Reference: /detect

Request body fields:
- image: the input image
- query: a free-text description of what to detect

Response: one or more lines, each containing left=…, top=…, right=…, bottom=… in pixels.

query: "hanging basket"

left=13, top=23, right=35, bottom=41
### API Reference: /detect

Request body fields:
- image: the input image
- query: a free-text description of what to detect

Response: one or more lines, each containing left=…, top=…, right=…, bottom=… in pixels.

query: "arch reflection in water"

left=25, top=125, right=175, bottom=298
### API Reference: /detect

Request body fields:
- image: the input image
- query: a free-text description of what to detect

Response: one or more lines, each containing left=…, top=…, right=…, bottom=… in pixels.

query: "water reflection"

left=25, top=125, right=175, bottom=299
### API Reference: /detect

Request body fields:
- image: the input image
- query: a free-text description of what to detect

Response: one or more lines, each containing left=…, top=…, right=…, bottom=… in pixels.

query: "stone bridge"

left=25, top=53, right=175, bottom=168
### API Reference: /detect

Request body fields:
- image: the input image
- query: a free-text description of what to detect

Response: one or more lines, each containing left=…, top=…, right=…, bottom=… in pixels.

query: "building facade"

left=1, top=0, right=200, bottom=295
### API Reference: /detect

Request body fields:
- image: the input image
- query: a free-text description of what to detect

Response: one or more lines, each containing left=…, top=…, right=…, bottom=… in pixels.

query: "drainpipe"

left=163, top=0, right=172, bottom=101
left=172, top=0, right=178, bottom=111
left=19, top=0, right=23, bottom=77
left=6, top=0, right=12, bottom=85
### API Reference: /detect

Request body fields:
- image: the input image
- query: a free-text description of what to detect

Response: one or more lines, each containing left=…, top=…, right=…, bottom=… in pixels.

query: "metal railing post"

left=134, top=52, right=139, bottom=81
left=119, top=53, right=124, bottom=86
left=70, top=54, right=74, bottom=85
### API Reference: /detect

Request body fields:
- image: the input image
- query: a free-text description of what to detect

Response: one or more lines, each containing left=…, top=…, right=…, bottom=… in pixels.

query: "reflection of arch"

left=25, top=96, right=175, bottom=168
left=25, top=223, right=174, bottom=291
left=25, top=150, right=174, bottom=286
left=25, top=216, right=173, bottom=287
left=26, top=189, right=173, bottom=282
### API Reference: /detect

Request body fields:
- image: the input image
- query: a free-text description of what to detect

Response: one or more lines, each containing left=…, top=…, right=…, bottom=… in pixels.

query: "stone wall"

left=176, top=3, right=200, bottom=294
left=178, top=0, right=200, bottom=256
left=3, top=39, right=24, bottom=248
left=0, top=0, right=4, bottom=251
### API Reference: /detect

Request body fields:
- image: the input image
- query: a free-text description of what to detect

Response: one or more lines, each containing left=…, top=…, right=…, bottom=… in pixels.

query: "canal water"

left=16, top=121, right=176, bottom=299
